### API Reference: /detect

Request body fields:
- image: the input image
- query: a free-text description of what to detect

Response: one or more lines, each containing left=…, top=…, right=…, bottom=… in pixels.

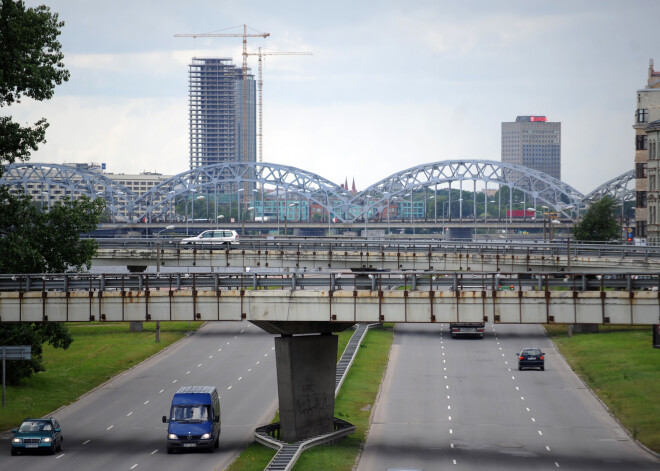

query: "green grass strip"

left=228, top=325, right=394, bottom=471
left=546, top=324, right=660, bottom=453
left=0, top=321, right=202, bottom=432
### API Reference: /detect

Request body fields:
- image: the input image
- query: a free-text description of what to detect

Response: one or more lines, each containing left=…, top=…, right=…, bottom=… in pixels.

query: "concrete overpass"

left=92, top=239, right=660, bottom=273
left=2, top=271, right=658, bottom=444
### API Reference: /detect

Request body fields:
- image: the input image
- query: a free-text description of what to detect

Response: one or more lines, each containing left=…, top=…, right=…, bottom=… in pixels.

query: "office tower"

left=634, top=59, right=660, bottom=245
left=501, top=116, right=561, bottom=180
left=188, top=58, right=256, bottom=170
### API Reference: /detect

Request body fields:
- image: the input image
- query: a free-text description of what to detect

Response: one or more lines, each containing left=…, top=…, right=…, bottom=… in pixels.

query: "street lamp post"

left=241, top=207, right=254, bottom=236
left=284, top=202, right=297, bottom=236
left=155, top=224, right=175, bottom=343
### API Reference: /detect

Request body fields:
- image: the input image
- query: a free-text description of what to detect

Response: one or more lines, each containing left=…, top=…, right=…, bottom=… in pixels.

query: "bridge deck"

left=1, top=288, right=658, bottom=326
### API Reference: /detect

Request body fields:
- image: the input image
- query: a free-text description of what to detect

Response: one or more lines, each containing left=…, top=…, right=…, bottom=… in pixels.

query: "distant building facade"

left=188, top=58, right=256, bottom=170
left=645, top=119, right=660, bottom=245
left=634, top=60, right=660, bottom=244
left=501, top=116, right=561, bottom=180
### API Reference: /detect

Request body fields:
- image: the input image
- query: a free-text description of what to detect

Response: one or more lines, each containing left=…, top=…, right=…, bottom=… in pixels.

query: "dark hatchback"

left=10, top=418, right=63, bottom=455
left=517, top=348, right=545, bottom=370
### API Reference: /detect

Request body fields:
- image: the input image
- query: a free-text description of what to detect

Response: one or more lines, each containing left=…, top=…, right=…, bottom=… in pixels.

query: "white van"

left=180, top=229, right=239, bottom=246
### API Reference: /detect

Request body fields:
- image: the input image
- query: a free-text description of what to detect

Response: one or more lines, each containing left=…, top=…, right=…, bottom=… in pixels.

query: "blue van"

left=162, top=386, right=221, bottom=453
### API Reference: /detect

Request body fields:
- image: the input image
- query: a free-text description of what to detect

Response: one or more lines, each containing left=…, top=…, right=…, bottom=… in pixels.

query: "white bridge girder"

left=1, top=289, right=658, bottom=326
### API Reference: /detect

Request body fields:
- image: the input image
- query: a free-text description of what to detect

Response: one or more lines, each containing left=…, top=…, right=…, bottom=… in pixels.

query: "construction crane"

left=247, top=48, right=312, bottom=163
left=174, top=25, right=269, bottom=208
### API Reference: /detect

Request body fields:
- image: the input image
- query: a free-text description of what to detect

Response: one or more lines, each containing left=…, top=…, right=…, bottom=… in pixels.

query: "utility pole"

left=246, top=48, right=312, bottom=163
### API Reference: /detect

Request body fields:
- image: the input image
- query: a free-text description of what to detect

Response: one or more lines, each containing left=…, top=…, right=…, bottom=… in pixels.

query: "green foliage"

left=0, top=0, right=69, bottom=171
left=572, top=196, right=620, bottom=241
left=0, top=187, right=105, bottom=273
left=0, top=322, right=72, bottom=385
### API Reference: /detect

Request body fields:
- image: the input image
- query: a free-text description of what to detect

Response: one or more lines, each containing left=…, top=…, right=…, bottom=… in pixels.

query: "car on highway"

left=517, top=347, right=545, bottom=370
left=180, top=229, right=239, bottom=246
left=10, top=418, right=63, bottom=455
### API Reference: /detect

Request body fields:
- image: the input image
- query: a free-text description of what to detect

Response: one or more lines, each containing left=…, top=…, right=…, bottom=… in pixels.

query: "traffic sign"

left=0, top=345, right=31, bottom=360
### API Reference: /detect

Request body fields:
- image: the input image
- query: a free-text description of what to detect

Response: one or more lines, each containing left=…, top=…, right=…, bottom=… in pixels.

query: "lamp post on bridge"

left=155, top=224, right=175, bottom=343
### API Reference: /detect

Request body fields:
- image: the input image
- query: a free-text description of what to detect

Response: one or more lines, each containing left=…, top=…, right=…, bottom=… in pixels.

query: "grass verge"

left=545, top=324, right=660, bottom=453
left=228, top=325, right=395, bottom=471
left=0, top=321, right=202, bottom=432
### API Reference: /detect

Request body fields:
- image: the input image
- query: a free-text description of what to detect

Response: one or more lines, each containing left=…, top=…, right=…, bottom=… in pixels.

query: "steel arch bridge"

left=353, top=160, right=584, bottom=222
left=132, top=162, right=352, bottom=223
left=0, top=160, right=635, bottom=224
left=0, top=162, right=136, bottom=220
left=582, top=170, right=635, bottom=204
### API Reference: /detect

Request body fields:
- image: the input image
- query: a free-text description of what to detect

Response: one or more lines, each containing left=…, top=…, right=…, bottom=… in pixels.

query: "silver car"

left=180, top=229, right=239, bottom=246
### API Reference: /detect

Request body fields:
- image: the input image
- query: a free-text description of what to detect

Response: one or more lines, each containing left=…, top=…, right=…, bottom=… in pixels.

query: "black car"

left=517, top=347, right=545, bottom=370
left=10, top=418, right=63, bottom=455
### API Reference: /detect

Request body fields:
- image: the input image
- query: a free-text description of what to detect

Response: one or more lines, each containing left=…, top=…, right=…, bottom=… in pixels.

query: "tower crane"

left=174, top=25, right=269, bottom=208
left=246, top=48, right=312, bottom=163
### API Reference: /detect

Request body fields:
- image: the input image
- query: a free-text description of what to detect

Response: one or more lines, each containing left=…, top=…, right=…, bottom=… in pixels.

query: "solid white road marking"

left=83, top=440, right=90, bottom=445
left=56, top=453, right=65, bottom=459
left=151, top=450, right=158, bottom=455
left=127, top=412, right=133, bottom=416
left=107, top=425, right=114, bottom=430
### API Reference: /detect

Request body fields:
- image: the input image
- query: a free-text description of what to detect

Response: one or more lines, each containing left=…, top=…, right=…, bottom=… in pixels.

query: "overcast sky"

left=11, top=0, right=660, bottom=194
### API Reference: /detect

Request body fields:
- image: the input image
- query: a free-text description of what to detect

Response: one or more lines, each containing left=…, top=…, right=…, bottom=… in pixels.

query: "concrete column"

left=275, top=333, right=337, bottom=442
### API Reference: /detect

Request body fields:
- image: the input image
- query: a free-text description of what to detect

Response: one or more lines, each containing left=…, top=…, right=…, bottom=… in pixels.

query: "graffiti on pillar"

left=296, top=393, right=333, bottom=414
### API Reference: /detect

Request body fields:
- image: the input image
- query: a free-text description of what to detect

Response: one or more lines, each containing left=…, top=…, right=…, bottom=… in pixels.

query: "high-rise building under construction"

left=188, top=58, right=256, bottom=170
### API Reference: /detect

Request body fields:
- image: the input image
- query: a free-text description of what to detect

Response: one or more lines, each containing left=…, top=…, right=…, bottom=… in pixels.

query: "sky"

left=10, top=0, right=660, bottom=194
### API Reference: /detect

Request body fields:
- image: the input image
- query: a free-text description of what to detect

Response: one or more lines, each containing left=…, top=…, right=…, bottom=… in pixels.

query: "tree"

left=573, top=196, right=620, bottom=242
left=0, top=0, right=69, bottom=170
left=0, top=187, right=104, bottom=273
left=0, top=323, right=72, bottom=385
left=0, top=1, right=89, bottom=384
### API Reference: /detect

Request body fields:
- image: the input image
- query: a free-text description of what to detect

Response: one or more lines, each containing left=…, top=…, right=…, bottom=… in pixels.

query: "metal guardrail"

left=1, top=272, right=659, bottom=293
left=255, top=323, right=373, bottom=471
left=94, top=236, right=660, bottom=261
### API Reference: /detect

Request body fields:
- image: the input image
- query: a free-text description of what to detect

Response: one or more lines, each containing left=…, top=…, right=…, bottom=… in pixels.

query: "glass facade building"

left=188, top=58, right=256, bottom=170
left=501, top=116, right=561, bottom=180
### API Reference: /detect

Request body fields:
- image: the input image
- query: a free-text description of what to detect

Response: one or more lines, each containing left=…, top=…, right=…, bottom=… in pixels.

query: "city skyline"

left=9, top=0, right=660, bottom=194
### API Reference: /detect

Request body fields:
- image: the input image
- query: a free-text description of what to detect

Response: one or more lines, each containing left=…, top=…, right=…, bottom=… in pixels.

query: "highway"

left=1, top=322, right=278, bottom=471
left=357, top=323, right=660, bottom=470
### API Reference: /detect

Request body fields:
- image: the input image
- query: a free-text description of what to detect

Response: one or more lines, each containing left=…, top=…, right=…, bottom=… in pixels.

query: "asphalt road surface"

left=358, top=323, right=660, bottom=471
left=1, top=322, right=279, bottom=471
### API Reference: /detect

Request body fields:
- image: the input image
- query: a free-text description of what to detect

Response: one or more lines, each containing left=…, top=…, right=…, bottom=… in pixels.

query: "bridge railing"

left=92, top=237, right=660, bottom=261
left=0, top=271, right=658, bottom=293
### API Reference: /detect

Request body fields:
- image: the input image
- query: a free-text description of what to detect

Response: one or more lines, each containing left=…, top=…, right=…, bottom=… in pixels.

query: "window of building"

left=636, top=134, right=648, bottom=150
left=636, top=162, right=648, bottom=178
left=651, top=205, right=657, bottom=225
left=651, top=174, right=656, bottom=191
left=637, top=220, right=647, bottom=237
left=637, top=109, right=649, bottom=123
left=637, top=191, right=648, bottom=208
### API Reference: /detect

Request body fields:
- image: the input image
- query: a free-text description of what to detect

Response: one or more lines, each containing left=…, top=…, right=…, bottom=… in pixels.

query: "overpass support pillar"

left=275, top=333, right=337, bottom=442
